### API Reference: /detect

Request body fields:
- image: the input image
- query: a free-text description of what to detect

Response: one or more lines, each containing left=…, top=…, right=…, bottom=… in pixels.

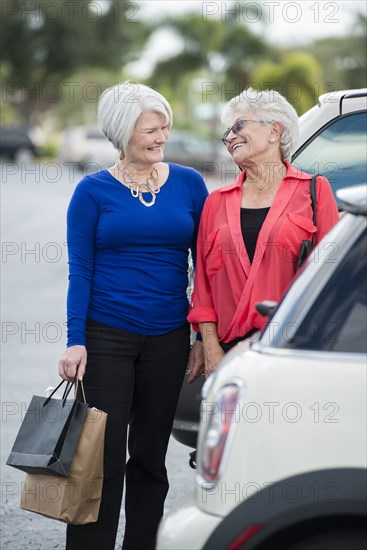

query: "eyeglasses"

left=221, top=119, right=271, bottom=145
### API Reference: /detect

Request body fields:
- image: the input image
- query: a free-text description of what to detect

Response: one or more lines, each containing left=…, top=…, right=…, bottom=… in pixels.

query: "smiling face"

left=225, top=113, right=281, bottom=167
left=125, top=110, right=169, bottom=167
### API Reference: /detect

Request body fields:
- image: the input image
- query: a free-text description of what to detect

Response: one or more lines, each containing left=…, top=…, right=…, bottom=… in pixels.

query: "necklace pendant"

left=122, top=166, right=160, bottom=206
left=138, top=190, right=156, bottom=207
left=129, top=184, right=139, bottom=198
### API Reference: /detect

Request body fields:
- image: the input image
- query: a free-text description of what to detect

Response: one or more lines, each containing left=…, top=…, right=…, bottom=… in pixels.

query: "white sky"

left=126, top=0, right=366, bottom=77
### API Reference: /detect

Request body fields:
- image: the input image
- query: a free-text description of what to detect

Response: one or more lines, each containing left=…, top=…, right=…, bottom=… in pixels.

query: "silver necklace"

left=114, top=162, right=160, bottom=207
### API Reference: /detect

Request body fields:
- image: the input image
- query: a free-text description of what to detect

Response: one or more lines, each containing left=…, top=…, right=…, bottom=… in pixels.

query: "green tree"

left=0, top=0, right=147, bottom=121
left=251, top=53, right=324, bottom=114
left=147, top=6, right=275, bottom=125
left=307, top=13, right=367, bottom=92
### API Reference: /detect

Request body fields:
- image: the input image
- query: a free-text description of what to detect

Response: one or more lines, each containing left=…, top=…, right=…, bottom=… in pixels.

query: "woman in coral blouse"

left=187, top=87, right=339, bottom=379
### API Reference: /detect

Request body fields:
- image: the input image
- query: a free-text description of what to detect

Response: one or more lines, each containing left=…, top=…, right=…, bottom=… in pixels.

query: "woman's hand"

left=199, top=322, right=225, bottom=379
left=187, top=341, right=205, bottom=384
left=58, top=345, right=87, bottom=382
left=203, top=342, right=225, bottom=379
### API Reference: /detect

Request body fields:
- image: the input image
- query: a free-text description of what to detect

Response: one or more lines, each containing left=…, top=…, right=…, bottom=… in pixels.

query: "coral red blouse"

left=187, top=162, right=339, bottom=343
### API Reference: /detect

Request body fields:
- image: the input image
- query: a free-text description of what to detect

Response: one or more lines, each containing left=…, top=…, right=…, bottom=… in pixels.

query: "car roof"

left=295, top=88, right=366, bottom=156
left=318, top=88, right=367, bottom=104
left=318, top=88, right=367, bottom=117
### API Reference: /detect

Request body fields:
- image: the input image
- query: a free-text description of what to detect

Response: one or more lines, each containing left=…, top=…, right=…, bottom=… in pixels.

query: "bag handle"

left=310, top=174, right=317, bottom=245
left=61, top=378, right=87, bottom=407
left=43, top=379, right=67, bottom=406
left=295, top=175, right=318, bottom=271
left=43, top=377, right=87, bottom=408
left=74, top=377, right=87, bottom=404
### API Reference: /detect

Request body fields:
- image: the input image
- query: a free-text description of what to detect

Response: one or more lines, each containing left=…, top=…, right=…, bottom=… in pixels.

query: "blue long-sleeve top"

left=66, top=163, right=209, bottom=346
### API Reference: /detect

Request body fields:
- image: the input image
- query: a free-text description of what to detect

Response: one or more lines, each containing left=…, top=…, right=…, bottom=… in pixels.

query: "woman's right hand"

left=58, top=345, right=87, bottom=382
left=199, top=322, right=225, bottom=379
left=203, top=343, right=225, bottom=379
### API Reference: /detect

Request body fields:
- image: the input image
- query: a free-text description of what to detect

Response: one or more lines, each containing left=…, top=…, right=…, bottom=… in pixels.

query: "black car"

left=163, top=129, right=231, bottom=175
left=0, top=125, right=45, bottom=162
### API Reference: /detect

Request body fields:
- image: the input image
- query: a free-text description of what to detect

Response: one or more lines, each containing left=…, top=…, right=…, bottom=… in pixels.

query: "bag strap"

left=43, top=379, right=67, bottom=406
left=43, top=377, right=86, bottom=408
left=310, top=174, right=317, bottom=245
left=75, top=378, right=87, bottom=404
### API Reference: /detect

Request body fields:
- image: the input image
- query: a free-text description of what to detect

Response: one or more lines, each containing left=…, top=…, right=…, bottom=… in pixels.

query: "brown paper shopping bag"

left=20, top=406, right=107, bottom=525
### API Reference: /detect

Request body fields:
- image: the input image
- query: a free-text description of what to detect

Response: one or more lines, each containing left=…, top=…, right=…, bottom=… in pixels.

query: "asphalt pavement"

left=0, top=160, right=220, bottom=549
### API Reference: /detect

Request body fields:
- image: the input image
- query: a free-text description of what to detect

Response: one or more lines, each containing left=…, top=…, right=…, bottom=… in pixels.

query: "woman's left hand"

left=187, top=341, right=205, bottom=384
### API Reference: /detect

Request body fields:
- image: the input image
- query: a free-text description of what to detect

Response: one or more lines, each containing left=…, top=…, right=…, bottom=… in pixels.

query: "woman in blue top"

left=58, top=82, right=208, bottom=550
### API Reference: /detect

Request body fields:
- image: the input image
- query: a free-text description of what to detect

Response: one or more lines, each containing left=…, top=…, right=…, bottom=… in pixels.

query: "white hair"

left=97, top=82, right=173, bottom=154
left=221, top=87, right=299, bottom=161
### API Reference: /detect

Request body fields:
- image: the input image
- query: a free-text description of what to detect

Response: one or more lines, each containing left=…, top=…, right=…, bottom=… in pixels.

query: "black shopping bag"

left=7, top=379, right=88, bottom=476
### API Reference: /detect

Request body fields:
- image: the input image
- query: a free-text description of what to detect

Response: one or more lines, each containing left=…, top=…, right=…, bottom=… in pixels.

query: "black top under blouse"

left=240, top=207, right=270, bottom=263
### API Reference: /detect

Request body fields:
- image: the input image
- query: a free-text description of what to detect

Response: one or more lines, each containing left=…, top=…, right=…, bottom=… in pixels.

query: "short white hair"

left=221, top=87, right=299, bottom=161
left=98, top=82, right=173, bottom=154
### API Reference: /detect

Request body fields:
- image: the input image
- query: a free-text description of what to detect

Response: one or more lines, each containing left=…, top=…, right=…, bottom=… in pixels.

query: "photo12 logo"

left=200, top=479, right=340, bottom=504
left=202, top=2, right=340, bottom=25
left=1, top=1, right=140, bottom=24
left=201, top=400, right=340, bottom=424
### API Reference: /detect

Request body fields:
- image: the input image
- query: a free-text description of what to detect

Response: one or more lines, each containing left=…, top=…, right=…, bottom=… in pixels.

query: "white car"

left=172, top=88, right=367, bottom=449
left=58, top=125, right=118, bottom=170
left=157, top=184, right=367, bottom=549
left=292, top=88, right=367, bottom=207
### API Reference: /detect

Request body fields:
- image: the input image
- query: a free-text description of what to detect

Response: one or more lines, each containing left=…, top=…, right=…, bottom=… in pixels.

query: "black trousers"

left=66, top=319, right=190, bottom=550
left=220, top=328, right=258, bottom=353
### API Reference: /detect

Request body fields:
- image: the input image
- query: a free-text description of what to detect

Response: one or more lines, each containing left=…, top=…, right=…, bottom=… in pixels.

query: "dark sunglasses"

left=221, top=118, right=271, bottom=145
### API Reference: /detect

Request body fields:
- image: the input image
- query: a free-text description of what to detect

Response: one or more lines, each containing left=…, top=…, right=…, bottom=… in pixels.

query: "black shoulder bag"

left=296, top=174, right=317, bottom=270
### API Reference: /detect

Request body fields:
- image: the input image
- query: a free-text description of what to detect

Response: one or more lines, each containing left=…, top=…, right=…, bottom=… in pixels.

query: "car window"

left=165, top=137, right=212, bottom=155
left=283, top=227, right=366, bottom=352
left=333, top=286, right=367, bottom=353
left=293, top=112, right=367, bottom=200
left=86, top=130, right=105, bottom=139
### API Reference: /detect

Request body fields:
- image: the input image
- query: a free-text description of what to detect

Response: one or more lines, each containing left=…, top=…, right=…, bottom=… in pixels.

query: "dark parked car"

left=0, top=125, right=45, bottom=162
left=172, top=88, right=367, bottom=450
left=163, top=129, right=232, bottom=175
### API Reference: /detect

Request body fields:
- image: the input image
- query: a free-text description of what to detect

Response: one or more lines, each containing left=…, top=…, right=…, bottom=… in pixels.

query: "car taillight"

left=198, top=383, right=240, bottom=482
left=226, top=524, right=263, bottom=549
